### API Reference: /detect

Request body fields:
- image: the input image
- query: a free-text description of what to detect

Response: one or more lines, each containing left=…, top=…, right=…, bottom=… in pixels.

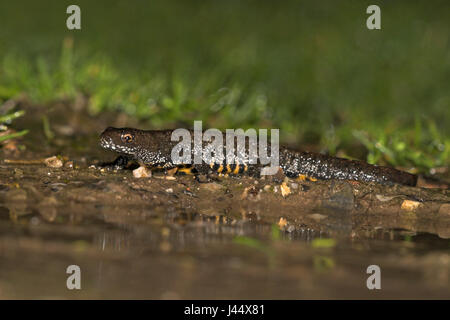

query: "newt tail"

left=100, top=127, right=423, bottom=187
left=279, top=147, right=417, bottom=186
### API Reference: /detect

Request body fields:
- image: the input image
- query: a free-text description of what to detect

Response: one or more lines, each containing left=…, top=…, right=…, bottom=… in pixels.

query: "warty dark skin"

left=100, top=127, right=418, bottom=186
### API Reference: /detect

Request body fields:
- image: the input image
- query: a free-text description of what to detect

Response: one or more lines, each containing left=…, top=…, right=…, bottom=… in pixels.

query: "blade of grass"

left=0, top=129, right=28, bottom=142
left=0, top=110, right=25, bottom=124
left=42, top=115, right=54, bottom=141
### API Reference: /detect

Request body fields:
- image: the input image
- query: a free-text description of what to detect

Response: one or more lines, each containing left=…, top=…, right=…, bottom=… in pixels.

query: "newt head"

left=100, top=127, right=142, bottom=156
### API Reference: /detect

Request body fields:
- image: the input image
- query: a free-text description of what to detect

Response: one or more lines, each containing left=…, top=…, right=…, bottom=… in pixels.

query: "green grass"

left=0, top=0, right=448, bottom=172
left=0, top=110, right=28, bottom=143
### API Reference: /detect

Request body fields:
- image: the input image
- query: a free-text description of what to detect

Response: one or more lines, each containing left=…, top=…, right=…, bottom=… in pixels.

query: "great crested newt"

left=98, top=127, right=427, bottom=187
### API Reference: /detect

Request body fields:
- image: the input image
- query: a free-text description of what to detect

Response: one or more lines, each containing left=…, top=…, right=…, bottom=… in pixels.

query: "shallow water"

left=0, top=160, right=449, bottom=299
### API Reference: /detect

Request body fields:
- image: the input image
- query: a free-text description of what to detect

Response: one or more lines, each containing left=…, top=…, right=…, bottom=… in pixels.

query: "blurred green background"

left=0, top=0, right=448, bottom=171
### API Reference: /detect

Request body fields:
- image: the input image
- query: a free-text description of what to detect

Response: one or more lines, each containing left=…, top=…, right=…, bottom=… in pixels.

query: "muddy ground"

left=0, top=100, right=449, bottom=299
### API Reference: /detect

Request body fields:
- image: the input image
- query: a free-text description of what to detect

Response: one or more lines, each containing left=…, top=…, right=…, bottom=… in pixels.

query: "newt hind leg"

left=280, top=170, right=319, bottom=182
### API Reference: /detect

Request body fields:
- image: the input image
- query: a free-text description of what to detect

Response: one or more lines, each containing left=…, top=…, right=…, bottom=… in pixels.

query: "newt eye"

left=121, top=133, right=134, bottom=143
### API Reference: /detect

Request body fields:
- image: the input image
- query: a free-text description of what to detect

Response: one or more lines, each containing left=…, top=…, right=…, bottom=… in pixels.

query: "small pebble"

left=133, top=166, right=151, bottom=178
left=44, top=156, right=63, bottom=168
left=401, top=200, right=421, bottom=211
left=286, top=225, right=296, bottom=233
left=64, top=161, right=74, bottom=169
left=278, top=217, right=288, bottom=230
left=280, top=182, right=291, bottom=197
left=376, top=194, right=395, bottom=202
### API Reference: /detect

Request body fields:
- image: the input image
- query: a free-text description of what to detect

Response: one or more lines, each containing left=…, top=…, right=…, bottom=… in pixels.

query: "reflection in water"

left=0, top=171, right=449, bottom=298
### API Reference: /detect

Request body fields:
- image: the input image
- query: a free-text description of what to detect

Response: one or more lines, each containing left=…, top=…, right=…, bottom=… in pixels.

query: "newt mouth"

left=100, top=136, right=113, bottom=150
left=99, top=136, right=137, bottom=155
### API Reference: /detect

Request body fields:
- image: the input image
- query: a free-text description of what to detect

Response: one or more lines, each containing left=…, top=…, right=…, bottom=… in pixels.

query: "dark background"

left=0, top=0, right=448, bottom=170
